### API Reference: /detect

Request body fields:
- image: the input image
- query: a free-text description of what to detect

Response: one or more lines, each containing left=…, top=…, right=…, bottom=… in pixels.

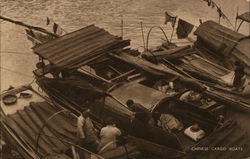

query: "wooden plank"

left=163, top=50, right=196, bottom=60
left=110, top=69, right=136, bottom=81
left=78, top=67, right=111, bottom=84
left=144, top=45, right=191, bottom=58
left=127, top=136, right=186, bottom=158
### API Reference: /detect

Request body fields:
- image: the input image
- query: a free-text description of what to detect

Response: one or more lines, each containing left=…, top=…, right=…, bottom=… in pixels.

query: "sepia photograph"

left=0, top=0, right=250, bottom=158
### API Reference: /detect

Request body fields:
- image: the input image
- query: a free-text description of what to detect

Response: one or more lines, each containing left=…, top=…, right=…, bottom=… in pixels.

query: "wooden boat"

left=36, top=74, right=250, bottom=159
left=0, top=85, right=145, bottom=159
left=1, top=16, right=248, bottom=158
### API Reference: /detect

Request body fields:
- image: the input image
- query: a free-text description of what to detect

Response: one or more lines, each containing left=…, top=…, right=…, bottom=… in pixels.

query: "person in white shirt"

left=98, top=118, right=121, bottom=154
left=77, top=109, right=99, bottom=158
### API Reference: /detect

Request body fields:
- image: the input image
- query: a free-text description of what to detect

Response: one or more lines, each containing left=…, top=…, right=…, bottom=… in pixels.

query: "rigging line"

left=0, top=51, right=34, bottom=55
left=202, top=0, right=234, bottom=29
left=0, top=66, right=33, bottom=78
left=0, top=16, right=59, bottom=38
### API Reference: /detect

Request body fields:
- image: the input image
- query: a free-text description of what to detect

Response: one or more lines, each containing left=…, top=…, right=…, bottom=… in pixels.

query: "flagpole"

left=169, top=20, right=176, bottom=43
left=121, top=15, right=123, bottom=38
left=234, top=7, right=238, bottom=31
left=0, top=16, right=59, bottom=38
left=140, top=22, right=146, bottom=51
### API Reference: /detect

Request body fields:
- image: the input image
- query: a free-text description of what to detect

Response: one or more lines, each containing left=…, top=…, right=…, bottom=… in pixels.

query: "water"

left=1, top=0, right=249, bottom=91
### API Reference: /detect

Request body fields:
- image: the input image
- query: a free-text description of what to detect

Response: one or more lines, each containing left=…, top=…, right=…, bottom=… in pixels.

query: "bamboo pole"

left=0, top=16, right=59, bottom=38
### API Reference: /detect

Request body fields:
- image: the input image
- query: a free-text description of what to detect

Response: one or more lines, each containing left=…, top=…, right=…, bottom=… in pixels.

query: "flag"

left=208, top=0, right=212, bottom=6
left=176, top=19, right=194, bottom=39
left=46, top=17, right=65, bottom=35
left=53, top=23, right=64, bottom=35
left=165, top=11, right=177, bottom=28
left=53, top=23, right=58, bottom=34
left=46, top=17, right=50, bottom=25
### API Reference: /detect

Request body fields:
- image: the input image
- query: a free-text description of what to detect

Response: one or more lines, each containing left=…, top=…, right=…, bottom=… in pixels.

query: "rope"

left=201, top=0, right=235, bottom=29
left=1, top=51, right=34, bottom=56
left=35, top=109, right=70, bottom=154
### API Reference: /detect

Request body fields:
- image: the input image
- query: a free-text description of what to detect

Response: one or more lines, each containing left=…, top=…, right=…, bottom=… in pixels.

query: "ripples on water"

left=0, top=0, right=249, bottom=90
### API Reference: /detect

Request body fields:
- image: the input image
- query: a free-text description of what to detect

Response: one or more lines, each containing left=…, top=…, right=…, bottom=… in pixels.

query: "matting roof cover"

left=33, top=25, right=130, bottom=69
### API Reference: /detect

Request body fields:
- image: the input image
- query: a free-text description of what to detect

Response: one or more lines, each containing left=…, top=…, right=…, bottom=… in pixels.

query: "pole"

left=234, top=7, right=239, bottom=31
left=0, top=16, right=59, bottom=38
left=169, top=23, right=176, bottom=43
left=140, top=22, right=146, bottom=51
left=121, top=15, right=124, bottom=38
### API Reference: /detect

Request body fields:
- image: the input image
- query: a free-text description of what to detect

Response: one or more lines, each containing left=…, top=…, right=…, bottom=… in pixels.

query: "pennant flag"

left=54, top=23, right=63, bottom=35
left=176, top=19, right=194, bottom=39
left=164, top=11, right=177, bottom=28
left=53, top=23, right=58, bottom=34
left=46, top=17, right=65, bottom=35
left=46, top=17, right=50, bottom=25
left=208, top=0, right=212, bottom=6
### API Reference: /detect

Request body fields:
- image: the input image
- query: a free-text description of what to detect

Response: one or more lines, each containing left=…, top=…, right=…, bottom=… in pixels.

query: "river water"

left=0, top=0, right=249, bottom=91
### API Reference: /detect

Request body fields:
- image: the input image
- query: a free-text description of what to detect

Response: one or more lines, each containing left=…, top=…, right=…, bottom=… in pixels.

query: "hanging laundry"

left=164, top=11, right=177, bottom=28
left=176, top=19, right=194, bottom=39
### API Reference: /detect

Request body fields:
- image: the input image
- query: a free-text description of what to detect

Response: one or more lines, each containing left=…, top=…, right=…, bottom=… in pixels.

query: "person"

left=153, top=111, right=183, bottom=132
left=126, top=99, right=148, bottom=113
left=98, top=118, right=122, bottom=154
left=126, top=99, right=152, bottom=124
left=179, top=90, right=204, bottom=106
left=154, top=80, right=169, bottom=93
left=77, top=109, right=99, bottom=158
left=153, top=80, right=178, bottom=95
left=233, top=61, right=245, bottom=88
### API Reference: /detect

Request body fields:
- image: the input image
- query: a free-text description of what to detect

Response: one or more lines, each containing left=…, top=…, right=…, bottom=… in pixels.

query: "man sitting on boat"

left=153, top=80, right=178, bottom=95
left=126, top=99, right=153, bottom=125
left=98, top=118, right=122, bottom=154
left=77, top=109, right=100, bottom=157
